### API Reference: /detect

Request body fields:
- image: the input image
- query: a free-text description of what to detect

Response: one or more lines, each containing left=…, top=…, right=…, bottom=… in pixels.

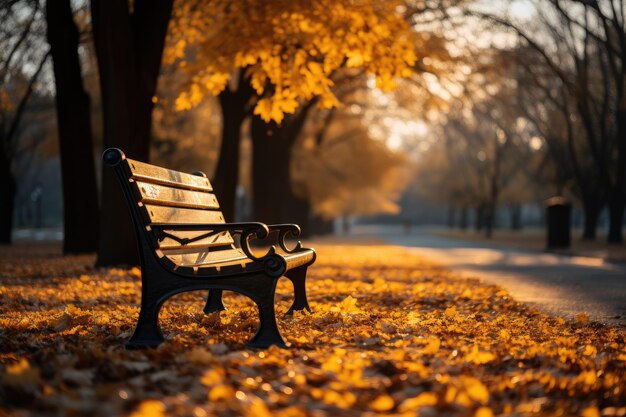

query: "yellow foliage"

left=475, top=406, right=494, bottom=417
left=423, top=336, right=441, bottom=354
left=323, top=390, right=356, bottom=408
left=247, top=398, right=273, bottom=417
left=445, top=305, right=458, bottom=317
left=166, top=0, right=417, bottom=122
left=460, top=376, right=490, bottom=404
left=331, top=295, right=361, bottom=314
left=465, top=345, right=496, bottom=364
left=399, top=392, right=438, bottom=411
left=369, top=395, right=394, bottom=411
left=576, top=313, right=590, bottom=324
left=581, top=406, right=601, bottom=417
left=185, top=347, right=214, bottom=365
left=583, top=345, right=597, bottom=356
left=2, top=358, right=41, bottom=386
left=294, top=118, right=410, bottom=218
left=129, top=401, right=166, bottom=417
left=0, top=244, right=623, bottom=417
left=200, top=368, right=225, bottom=386
left=209, top=384, right=235, bottom=401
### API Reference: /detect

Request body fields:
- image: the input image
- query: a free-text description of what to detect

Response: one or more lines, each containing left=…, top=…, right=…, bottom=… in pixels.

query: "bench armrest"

left=267, top=224, right=304, bottom=253
left=151, top=222, right=275, bottom=261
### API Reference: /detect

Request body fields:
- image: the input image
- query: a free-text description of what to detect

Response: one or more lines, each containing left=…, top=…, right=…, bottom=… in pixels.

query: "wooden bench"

left=103, top=148, right=316, bottom=348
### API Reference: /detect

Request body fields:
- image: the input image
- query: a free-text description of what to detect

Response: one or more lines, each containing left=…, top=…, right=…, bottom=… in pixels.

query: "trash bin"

left=545, top=196, right=571, bottom=249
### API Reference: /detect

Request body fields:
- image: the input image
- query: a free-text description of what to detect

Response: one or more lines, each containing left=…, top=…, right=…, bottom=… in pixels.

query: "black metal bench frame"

left=103, top=148, right=316, bottom=348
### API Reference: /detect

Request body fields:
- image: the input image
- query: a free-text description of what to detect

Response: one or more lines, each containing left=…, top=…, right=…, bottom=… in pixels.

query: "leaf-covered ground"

left=0, top=243, right=624, bottom=417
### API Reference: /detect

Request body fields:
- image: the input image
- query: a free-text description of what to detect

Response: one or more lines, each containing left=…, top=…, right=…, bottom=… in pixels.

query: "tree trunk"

left=250, top=102, right=315, bottom=228
left=342, top=216, right=351, bottom=235
left=92, top=0, right=141, bottom=266
left=251, top=118, right=286, bottom=225
left=510, top=204, right=522, bottom=230
left=459, top=206, right=468, bottom=230
left=0, top=147, right=15, bottom=244
left=47, top=0, right=100, bottom=254
left=581, top=197, right=602, bottom=240
left=446, top=206, right=456, bottom=228
left=286, top=190, right=311, bottom=237
left=309, top=214, right=333, bottom=236
left=91, top=0, right=173, bottom=266
left=607, top=109, right=626, bottom=244
left=484, top=203, right=495, bottom=238
left=250, top=117, right=309, bottom=226
left=212, top=83, right=250, bottom=222
left=607, top=195, right=625, bottom=244
left=475, top=204, right=485, bottom=231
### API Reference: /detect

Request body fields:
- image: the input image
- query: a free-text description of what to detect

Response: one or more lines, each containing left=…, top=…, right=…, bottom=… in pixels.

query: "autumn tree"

left=165, top=0, right=418, bottom=223
left=294, top=110, right=411, bottom=222
left=414, top=46, right=542, bottom=238
left=413, top=129, right=483, bottom=228
left=211, top=70, right=255, bottom=221
left=464, top=79, right=540, bottom=236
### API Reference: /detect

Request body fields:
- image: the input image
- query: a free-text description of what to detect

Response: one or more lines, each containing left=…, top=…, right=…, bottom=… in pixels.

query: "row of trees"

left=6, top=0, right=622, bottom=265
left=0, top=0, right=49, bottom=245
left=1, top=0, right=172, bottom=263
left=488, top=0, right=626, bottom=243
left=415, top=0, right=626, bottom=243
left=2, top=0, right=445, bottom=265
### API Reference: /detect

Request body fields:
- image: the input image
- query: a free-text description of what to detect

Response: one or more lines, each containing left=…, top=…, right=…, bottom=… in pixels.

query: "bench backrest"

left=103, top=149, right=239, bottom=266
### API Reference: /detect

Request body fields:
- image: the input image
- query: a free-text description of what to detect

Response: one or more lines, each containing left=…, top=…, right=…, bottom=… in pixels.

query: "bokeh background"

left=2, top=0, right=624, bottom=263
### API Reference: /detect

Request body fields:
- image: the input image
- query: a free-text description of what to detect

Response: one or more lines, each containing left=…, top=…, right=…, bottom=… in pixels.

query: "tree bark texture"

left=249, top=102, right=315, bottom=232
left=510, top=204, right=522, bottom=230
left=607, top=108, right=626, bottom=243
left=0, top=148, right=15, bottom=243
left=212, top=75, right=254, bottom=222
left=459, top=206, right=468, bottom=230
left=47, top=0, right=100, bottom=254
left=446, top=207, right=456, bottom=228
left=581, top=197, right=603, bottom=241
left=607, top=195, right=625, bottom=244
left=91, top=0, right=173, bottom=266
left=475, top=204, right=485, bottom=231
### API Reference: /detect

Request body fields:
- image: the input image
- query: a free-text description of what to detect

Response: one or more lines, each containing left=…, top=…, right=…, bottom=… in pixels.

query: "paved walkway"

left=352, top=225, right=626, bottom=325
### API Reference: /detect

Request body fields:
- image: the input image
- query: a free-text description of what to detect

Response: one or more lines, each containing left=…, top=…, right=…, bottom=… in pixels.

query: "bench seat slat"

left=134, top=181, right=220, bottom=210
left=127, top=158, right=212, bottom=192
left=157, top=231, right=234, bottom=250
left=164, top=248, right=249, bottom=267
left=164, top=247, right=316, bottom=271
left=143, top=204, right=225, bottom=225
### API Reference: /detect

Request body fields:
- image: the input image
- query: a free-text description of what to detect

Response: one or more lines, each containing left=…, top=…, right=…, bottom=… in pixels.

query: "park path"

left=351, top=225, right=626, bottom=325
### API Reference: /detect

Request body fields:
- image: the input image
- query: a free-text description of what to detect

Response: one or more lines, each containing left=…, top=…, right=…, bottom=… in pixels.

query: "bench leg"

left=126, top=288, right=165, bottom=349
left=247, top=276, right=286, bottom=348
left=284, top=266, right=312, bottom=316
left=203, top=289, right=226, bottom=314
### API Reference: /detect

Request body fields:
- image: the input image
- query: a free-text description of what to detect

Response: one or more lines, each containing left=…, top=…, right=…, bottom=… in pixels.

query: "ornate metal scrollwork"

left=269, top=224, right=303, bottom=253
left=262, top=254, right=287, bottom=277
left=151, top=222, right=276, bottom=262
left=151, top=222, right=303, bottom=266
left=235, top=224, right=276, bottom=262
